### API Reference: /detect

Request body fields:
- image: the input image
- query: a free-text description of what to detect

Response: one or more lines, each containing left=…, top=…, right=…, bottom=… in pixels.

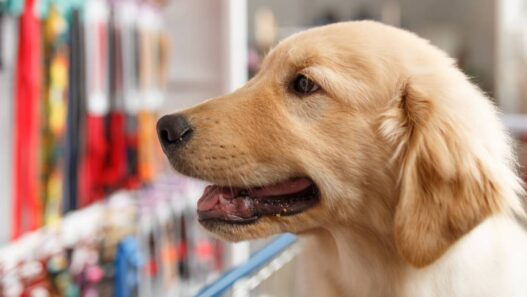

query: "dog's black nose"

left=156, top=114, right=193, bottom=151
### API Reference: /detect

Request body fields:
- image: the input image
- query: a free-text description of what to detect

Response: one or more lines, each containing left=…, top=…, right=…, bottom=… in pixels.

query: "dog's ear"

left=391, top=78, right=501, bottom=268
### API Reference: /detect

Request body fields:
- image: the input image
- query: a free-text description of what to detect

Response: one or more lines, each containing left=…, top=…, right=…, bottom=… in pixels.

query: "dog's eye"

left=291, top=74, right=319, bottom=95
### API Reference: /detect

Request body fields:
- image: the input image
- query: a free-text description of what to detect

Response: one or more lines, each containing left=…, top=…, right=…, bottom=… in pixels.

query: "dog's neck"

left=296, top=141, right=411, bottom=296
left=298, top=172, right=407, bottom=296
left=298, top=222, right=406, bottom=297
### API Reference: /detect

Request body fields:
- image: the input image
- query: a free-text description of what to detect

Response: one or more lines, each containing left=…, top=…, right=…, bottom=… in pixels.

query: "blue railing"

left=195, top=234, right=297, bottom=297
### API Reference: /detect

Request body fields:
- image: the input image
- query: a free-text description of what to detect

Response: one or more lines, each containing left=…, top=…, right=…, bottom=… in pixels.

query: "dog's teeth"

left=243, top=197, right=252, bottom=208
left=220, top=194, right=229, bottom=205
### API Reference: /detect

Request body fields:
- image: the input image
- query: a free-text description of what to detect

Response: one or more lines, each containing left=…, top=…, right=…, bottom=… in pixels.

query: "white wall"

left=495, top=0, right=527, bottom=113
left=161, top=0, right=225, bottom=111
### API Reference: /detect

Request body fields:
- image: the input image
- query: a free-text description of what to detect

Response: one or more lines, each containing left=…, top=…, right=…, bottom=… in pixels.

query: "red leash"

left=81, top=21, right=108, bottom=207
left=105, top=14, right=127, bottom=189
left=12, top=0, right=43, bottom=239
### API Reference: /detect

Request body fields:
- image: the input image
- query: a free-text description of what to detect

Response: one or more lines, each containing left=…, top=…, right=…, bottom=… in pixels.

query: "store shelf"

left=195, top=234, right=297, bottom=297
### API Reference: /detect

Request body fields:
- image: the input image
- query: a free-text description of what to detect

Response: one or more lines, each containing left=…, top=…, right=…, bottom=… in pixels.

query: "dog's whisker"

left=238, top=172, right=251, bottom=191
left=226, top=174, right=235, bottom=196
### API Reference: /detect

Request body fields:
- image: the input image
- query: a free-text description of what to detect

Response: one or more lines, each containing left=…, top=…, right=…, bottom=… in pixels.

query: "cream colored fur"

left=163, top=21, right=527, bottom=296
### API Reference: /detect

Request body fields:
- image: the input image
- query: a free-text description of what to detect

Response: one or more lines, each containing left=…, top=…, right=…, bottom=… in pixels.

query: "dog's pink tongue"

left=197, top=178, right=313, bottom=221
left=197, top=185, right=255, bottom=221
left=252, top=178, right=312, bottom=198
left=198, top=178, right=312, bottom=211
left=197, top=185, right=236, bottom=212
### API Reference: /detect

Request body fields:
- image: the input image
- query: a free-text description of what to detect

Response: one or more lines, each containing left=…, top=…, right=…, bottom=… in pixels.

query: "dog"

left=157, top=21, right=527, bottom=297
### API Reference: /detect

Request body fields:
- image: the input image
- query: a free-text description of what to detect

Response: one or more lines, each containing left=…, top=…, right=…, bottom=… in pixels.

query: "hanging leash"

left=12, top=0, right=43, bottom=239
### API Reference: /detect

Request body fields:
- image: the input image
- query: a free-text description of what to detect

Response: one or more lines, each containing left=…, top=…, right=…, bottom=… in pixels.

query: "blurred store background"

left=0, top=0, right=526, bottom=296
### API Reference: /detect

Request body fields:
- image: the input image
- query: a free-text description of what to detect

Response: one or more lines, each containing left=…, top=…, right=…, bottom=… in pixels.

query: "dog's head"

left=157, top=21, right=521, bottom=267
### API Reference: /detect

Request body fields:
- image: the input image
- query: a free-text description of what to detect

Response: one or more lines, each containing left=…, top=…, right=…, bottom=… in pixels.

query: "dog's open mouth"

left=197, top=177, right=320, bottom=224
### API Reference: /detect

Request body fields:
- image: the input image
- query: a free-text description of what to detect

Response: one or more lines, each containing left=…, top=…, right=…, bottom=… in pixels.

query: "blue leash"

left=195, top=233, right=297, bottom=297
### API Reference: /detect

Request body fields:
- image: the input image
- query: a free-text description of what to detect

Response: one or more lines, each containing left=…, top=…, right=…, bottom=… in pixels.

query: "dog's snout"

left=156, top=114, right=193, bottom=151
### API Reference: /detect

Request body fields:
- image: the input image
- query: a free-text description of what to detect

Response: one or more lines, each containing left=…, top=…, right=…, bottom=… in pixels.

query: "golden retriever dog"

left=157, top=21, right=527, bottom=296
